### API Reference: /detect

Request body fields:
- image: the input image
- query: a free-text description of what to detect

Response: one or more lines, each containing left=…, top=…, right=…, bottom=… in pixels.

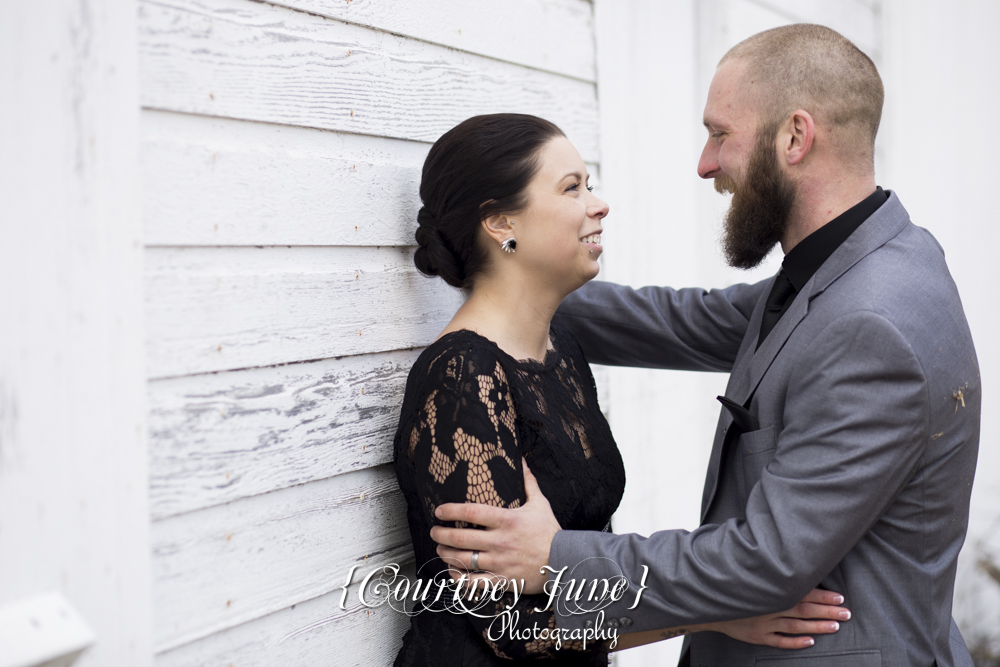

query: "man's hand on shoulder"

left=430, top=460, right=560, bottom=594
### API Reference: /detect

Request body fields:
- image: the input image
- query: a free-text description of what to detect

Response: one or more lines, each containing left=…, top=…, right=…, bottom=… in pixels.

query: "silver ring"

left=470, top=550, right=480, bottom=571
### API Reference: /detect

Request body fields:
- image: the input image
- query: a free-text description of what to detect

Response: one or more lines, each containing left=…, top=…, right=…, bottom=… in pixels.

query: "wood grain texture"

left=740, top=0, right=878, bottom=57
left=155, top=578, right=412, bottom=667
left=142, top=110, right=428, bottom=247
left=265, top=0, right=596, bottom=82
left=138, top=0, right=599, bottom=162
left=141, top=110, right=603, bottom=247
left=144, top=246, right=463, bottom=378
left=148, top=348, right=419, bottom=520
left=152, top=464, right=411, bottom=651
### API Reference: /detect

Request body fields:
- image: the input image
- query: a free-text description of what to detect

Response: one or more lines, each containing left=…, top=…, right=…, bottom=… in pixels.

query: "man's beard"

left=715, top=125, right=796, bottom=270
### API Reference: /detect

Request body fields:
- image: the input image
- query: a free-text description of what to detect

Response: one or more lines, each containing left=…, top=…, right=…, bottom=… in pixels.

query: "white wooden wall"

left=0, top=1, right=152, bottom=666
left=137, top=1, right=601, bottom=664
left=593, top=2, right=882, bottom=665
left=880, top=0, right=1000, bottom=655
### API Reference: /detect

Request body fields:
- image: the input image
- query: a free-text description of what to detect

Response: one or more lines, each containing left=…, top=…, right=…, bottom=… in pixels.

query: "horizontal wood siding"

left=152, top=464, right=409, bottom=650
left=148, top=349, right=419, bottom=520
left=145, top=246, right=463, bottom=378
left=140, top=0, right=598, bottom=662
left=139, top=0, right=599, bottom=161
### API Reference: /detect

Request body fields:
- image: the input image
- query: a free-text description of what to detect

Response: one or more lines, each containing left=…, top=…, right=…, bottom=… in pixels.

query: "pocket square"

left=717, top=395, right=760, bottom=433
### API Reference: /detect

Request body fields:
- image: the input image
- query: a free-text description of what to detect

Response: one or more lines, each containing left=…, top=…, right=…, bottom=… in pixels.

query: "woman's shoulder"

left=406, top=330, right=509, bottom=396
left=549, top=323, right=588, bottom=364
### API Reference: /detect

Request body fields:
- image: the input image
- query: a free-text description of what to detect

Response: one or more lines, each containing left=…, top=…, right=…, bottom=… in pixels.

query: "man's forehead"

left=704, top=60, right=753, bottom=129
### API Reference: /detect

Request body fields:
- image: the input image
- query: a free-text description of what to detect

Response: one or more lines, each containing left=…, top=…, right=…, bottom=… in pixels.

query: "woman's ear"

left=481, top=213, right=513, bottom=247
left=781, top=109, right=815, bottom=166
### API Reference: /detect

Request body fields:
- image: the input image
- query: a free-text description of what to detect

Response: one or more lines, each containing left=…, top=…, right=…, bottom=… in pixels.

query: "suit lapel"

left=699, top=191, right=912, bottom=522
left=699, top=279, right=769, bottom=519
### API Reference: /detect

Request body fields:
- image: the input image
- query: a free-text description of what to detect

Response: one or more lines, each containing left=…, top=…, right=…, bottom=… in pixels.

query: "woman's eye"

left=566, top=183, right=581, bottom=192
left=586, top=185, right=595, bottom=192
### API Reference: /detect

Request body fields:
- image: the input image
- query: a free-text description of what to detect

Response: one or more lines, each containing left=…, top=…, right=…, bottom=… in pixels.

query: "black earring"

left=501, top=237, right=517, bottom=253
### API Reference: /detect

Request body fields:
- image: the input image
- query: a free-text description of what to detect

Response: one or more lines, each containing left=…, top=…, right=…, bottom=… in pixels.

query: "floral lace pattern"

left=393, top=326, right=626, bottom=666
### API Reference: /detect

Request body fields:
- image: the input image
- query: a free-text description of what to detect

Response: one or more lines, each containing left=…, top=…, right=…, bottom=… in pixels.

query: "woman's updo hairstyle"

left=414, top=113, right=565, bottom=289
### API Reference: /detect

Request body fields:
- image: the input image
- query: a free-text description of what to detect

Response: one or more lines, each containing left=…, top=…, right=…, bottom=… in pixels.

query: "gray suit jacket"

left=549, top=192, right=979, bottom=666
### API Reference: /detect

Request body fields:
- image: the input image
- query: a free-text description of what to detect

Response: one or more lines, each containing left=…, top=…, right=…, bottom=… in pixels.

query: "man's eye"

left=712, top=132, right=725, bottom=139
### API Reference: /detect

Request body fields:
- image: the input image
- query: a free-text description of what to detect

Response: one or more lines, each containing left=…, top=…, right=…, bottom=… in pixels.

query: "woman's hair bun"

left=414, top=113, right=565, bottom=290
left=414, top=207, right=465, bottom=288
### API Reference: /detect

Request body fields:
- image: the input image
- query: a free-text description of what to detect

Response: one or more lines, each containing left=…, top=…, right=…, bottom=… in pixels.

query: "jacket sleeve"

left=552, top=279, right=769, bottom=372
left=547, top=310, right=929, bottom=631
left=410, top=348, right=609, bottom=661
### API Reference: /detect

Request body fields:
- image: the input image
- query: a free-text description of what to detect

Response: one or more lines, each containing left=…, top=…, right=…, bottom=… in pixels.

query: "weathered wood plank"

left=155, top=580, right=411, bottom=666
left=265, top=0, right=596, bottom=82
left=138, top=0, right=600, bottom=162
left=152, top=464, right=412, bottom=651
left=141, top=111, right=602, bottom=247
left=742, top=0, right=877, bottom=57
left=144, top=246, right=463, bottom=378
left=141, top=110, right=428, bottom=247
left=148, top=348, right=419, bottom=520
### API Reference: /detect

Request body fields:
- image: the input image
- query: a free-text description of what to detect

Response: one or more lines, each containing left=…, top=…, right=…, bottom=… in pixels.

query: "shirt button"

left=620, top=617, right=633, bottom=627
left=585, top=619, right=594, bottom=629
left=607, top=618, right=620, bottom=629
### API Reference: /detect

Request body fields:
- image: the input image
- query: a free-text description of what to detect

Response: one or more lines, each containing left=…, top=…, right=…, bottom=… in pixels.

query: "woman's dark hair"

left=414, top=113, right=565, bottom=289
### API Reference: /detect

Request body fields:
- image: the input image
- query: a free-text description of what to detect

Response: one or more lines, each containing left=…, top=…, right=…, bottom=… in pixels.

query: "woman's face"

left=509, top=136, right=609, bottom=294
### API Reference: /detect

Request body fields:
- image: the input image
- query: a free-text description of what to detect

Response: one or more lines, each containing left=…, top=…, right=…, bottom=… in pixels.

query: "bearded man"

left=429, top=24, right=980, bottom=667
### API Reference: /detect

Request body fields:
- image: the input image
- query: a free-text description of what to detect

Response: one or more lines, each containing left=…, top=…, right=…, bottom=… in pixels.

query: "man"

left=430, top=24, right=980, bottom=666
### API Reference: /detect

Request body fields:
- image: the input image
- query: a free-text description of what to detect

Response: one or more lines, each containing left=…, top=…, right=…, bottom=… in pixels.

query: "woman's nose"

left=590, top=197, right=609, bottom=220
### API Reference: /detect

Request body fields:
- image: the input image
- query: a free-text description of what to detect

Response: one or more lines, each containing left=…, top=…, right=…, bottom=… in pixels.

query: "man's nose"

left=698, top=141, right=720, bottom=179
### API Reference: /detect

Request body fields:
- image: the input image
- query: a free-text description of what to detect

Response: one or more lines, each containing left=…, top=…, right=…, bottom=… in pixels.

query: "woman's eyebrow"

left=561, top=171, right=587, bottom=181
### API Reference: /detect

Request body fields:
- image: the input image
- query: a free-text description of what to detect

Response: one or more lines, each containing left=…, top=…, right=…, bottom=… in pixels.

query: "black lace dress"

left=393, top=326, right=626, bottom=666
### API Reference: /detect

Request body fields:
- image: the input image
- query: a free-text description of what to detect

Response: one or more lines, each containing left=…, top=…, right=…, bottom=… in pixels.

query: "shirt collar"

left=782, top=186, right=888, bottom=292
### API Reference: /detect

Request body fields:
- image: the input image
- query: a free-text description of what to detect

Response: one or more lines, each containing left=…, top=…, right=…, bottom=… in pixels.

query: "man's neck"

left=781, top=174, right=877, bottom=254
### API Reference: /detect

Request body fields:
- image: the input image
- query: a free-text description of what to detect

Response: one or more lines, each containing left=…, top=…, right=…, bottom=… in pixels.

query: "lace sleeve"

left=404, top=346, right=609, bottom=662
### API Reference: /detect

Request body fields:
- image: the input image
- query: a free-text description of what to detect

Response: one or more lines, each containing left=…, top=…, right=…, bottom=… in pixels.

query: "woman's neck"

left=441, top=274, right=563, bottom=363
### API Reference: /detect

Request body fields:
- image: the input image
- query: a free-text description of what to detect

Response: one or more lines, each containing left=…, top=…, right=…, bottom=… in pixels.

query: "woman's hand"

left=703, top=588, right=851, bottom=649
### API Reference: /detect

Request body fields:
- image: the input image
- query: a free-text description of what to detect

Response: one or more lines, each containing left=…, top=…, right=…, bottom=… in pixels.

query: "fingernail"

left=839, top=610, right=851, bottom=620
left=833, top=595, right=844, bottom=604
left=827, top=622, right=840, bottom=632
left=804, top=638, right=815, bottom=646
left=435, top=507, right=442, bottom=518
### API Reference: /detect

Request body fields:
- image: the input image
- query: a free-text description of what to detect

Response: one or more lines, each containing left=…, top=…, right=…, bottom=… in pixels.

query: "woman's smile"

left=580, top=231, right=603, bottom=255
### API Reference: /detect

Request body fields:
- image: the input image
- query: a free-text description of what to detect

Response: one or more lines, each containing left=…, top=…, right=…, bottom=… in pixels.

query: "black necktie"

left=757, top=270, right=797, bottom=350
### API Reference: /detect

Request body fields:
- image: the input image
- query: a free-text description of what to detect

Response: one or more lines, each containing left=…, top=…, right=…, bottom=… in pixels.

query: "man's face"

left=699, top=61, right=796, bottom=269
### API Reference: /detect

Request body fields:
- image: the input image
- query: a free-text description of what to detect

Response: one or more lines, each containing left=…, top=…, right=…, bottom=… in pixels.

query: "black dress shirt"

left=756, top=186, right=888, bottom=350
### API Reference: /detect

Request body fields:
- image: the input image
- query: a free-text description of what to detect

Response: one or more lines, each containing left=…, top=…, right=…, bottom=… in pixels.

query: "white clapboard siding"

left=155, top=584, right=410, bottom=667
left=265, top=0, right=596, bottom=82
left=144, top=246, right=464, bottom=378
left=152, top=464, right=411, bottom=651
left=138, top=0, right=600, bottom=162
left=142, top=107, right=603, bottom=247
left=745, top=0, right=877, bottom=55
left=148, top=348, right=419, bottom=520
left=142, top=110, right=429, bottom=247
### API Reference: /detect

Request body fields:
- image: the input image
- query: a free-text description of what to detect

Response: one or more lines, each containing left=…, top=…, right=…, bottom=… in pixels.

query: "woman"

left=392, top=114, right=847, bottom=666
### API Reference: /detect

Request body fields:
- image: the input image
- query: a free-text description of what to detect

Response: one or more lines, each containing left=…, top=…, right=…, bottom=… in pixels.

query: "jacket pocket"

left=737, top=426, right=777, bottom=500
left=756, top=649, right=881, bottom=666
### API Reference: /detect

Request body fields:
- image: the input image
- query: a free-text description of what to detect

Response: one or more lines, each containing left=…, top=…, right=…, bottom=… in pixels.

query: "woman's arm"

left=409, top=346, right=609, bottom=660
left=610, top=588, right=850, bottom=651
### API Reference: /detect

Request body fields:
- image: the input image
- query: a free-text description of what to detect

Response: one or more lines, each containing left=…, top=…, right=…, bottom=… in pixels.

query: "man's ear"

left=781, top=109, right=815, bottom=166
left=481, top=213, right=513, bottom=247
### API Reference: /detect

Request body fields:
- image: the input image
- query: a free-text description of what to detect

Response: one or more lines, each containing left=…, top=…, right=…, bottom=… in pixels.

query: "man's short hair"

left=720, top=24, right=884, bottom=166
